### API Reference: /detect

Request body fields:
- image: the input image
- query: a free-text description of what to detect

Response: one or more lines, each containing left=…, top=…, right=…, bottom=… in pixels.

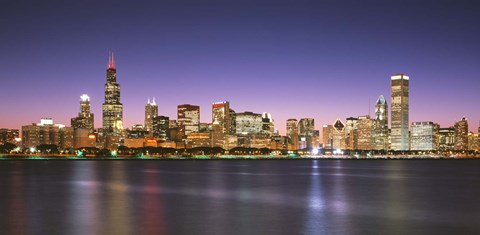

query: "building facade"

left=144, top=97, right=158, bottom=133
left=235, top=112, right=263, bottom=134
left=373, top=95, right=389, bottom=150
left=286, top=119, right=299, bottom=150
left=177, top=104, right=200, bottom=140
left=298, top=118, right=315, bottom=149
left=454, top=117, right=469, bottom=151
left=212, top=101, right=236, bottom=135
left=152, top=115, right=169, bottom=141
left=410, top=122, right=438, bottom=151
left=357, top=115, right=373, bottom=150
left=390, top=74, right=409, bottom=151
left=71, top=94, right=94, bottom=132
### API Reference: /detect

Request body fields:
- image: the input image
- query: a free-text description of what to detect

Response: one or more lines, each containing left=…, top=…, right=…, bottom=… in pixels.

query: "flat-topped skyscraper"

left=102, top=53, right=123, bottom=134
left=390, top=74, right=409, bottom=151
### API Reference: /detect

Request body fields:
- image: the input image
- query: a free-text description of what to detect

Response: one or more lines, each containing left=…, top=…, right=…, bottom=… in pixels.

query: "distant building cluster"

left=3, top=55, right=478, bottom=155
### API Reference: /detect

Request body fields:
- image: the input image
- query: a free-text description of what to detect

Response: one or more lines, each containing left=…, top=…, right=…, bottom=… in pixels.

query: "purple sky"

left=1, top=0, right=479, bottom=134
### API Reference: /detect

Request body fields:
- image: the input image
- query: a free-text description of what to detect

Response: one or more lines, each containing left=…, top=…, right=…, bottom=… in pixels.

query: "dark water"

left=1, top=160, right=479, bottom=235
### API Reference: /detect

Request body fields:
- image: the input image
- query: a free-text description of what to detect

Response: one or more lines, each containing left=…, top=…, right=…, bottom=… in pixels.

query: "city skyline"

left=1, top=1, right=479, bottom=134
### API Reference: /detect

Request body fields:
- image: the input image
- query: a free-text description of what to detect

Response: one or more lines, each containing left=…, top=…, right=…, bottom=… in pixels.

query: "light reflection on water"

left=1, top=160, right=480, bottom=234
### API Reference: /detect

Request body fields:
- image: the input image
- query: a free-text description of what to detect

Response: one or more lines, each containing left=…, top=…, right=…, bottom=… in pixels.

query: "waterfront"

left=1, top=160, right=479, bottom=234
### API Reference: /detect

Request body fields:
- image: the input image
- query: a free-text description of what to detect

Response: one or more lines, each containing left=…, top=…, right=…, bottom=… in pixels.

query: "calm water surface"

left=0, top=160, right=479, bottom=235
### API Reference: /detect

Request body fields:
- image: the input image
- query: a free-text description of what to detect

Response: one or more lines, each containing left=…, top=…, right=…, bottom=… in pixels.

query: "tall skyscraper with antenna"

left=102, top=53, right=123, bottom=134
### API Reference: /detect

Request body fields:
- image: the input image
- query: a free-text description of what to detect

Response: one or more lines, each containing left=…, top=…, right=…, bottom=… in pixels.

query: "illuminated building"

left=322, top=124, right=333, bottom=150
left=73, top=128, right=96, bottom=148
left=345, top=117, right=358, bottom=150
left=373, top=95, right=389, bottom=150
left=410, top=122, right=438, bottom=151
left=298, top=118, right=315, bottom=149
left=59, top=127, right=73, bottom=149
left=262, top=112, right=275, bottom=135
left=212, top=101, right=236, bottom=135
left=152, top=116, right=169, bottom=141
left=71, top=94, right=94, bottom=132
left=312, top=130, right=320, bottom=148
left=454, top=117, right=468, bottom=150
left=357, top=115, right=373, bottom=150
left=467, top=132, right=478, bottom=151
left=187, top=132, right=211, bottom=148
left=102, top=53, right=123, bottom=134
left=332, top=119, right=345, bottom=150
left=126, top=124, right=149, bottom=138
left=390, top=74, right=409, bottom=151
left=437, top=127, right=455, bottom=151
left=236, top=112, right=263, bottom=134
left=177, top=104, right=200, bottom=140
left=22, top=118, right=68, bottom=148
left=211, top=119, right=224, bottom=148
left=286, top=119, right=298, bottom=150
left=0, top=129, right=19, bottom=145
left=144, top=97, right=158, bottom=133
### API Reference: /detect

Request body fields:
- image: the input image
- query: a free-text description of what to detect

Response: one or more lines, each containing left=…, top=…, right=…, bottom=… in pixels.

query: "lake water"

left=0, top=160, right=479, bottom=234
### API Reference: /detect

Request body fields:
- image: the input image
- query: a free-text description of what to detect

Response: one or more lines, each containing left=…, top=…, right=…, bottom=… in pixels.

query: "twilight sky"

left=0, top=0, right=479, bottom=134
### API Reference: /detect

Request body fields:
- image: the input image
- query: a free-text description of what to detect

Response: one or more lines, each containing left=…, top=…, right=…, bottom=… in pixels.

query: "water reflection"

left=7, top=162, right=27, bottom=235
left=303, top=160, right=326, bottom=234
left=141, top=163, right=166, bottom=234
left=105, top=161, right=132, bottom=235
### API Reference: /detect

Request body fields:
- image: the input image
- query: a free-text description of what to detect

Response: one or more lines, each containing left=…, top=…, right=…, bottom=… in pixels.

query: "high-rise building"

left=144, top=97, right=158, bottom=133
left=102, top=53, right=123, bottom=134
left=152, top=115, right=169, bottom=141
left=345, top=117, right=358, bottom=150
left=357, top=115, right=373, bottom=150
left=410, top=122, right=438, bottom=151
left=22, top=118, right=68, bottom=148
left=390, top=74, right=409, bottom=151
left=332, top=119, right=345, bottom=150
left=262, top=112, right=275, bottom=135
left=0, top=129, right=19, bottom=145
left=286, top=119, right=299, bottom=150
left=177, top=104, right=200, bottom=140
left=373, top=95, right=389, bottom=150
left=212, top=101, right=236, bottom=135
left=71, top=94, right=94, bottom=131
left=437, top=127, right=455, bottom=151
left=322, top=124, right=333, bottom=150
left=298, top=118, right=315, bottom=149
left=235, top=112, right=263, bottom=134
left=454, top=117, right=468, bottom=150
left=211, top=119, right=224, bottom=148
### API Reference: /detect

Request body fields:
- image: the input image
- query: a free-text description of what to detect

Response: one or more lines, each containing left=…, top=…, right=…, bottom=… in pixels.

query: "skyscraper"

left=356, top=115, right=373, bottom=150
left=152, top=115, right=169, bottom=141
left=177, top=104, right=200, bottom=140
left=298, top=118, right=315, bottom=149
left=212, top=101, right=235, bottom=135
left=345, top=117, right=358, bottom=150
left=71, top=94, right=94, bottom=131
left=390, top=74, right=409, bottom=151
left=410, top=122, right=438, bottom=151
left=144, top=97, right=158, bottom=132
left=454, top=117, right=468, bottom=151
left=235, top=112, right=263, bottom=134
left=286, top=119, right=299, bottom=150
left=102, top=53, right=123, bottom=134
left=373, top=95, right=389, bottom=150
left=332, top=119, right=345, bottom=150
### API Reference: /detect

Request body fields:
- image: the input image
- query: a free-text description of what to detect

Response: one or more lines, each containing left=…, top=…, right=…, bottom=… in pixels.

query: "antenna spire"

left=108, top=52, right=115, bottom=69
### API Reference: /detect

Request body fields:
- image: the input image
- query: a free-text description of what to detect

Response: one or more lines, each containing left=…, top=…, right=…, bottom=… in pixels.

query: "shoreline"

left=1, top=154, right=479, bottom=160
